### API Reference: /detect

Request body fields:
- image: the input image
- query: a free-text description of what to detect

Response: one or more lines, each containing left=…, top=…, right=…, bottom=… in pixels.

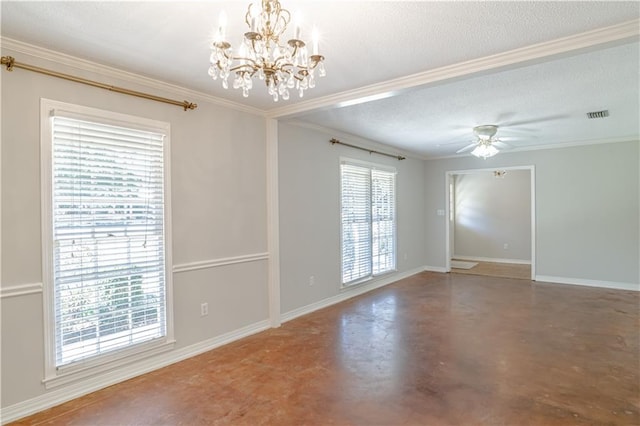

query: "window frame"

left=340, top=157, right=397, bottom=287
left=40, top=99, right=175, bottom=388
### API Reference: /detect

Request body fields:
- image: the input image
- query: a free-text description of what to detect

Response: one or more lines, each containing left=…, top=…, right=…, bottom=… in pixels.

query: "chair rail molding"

left=0, top=282, right=43, bottom=299
left=172, top=252, right=269, bottom=274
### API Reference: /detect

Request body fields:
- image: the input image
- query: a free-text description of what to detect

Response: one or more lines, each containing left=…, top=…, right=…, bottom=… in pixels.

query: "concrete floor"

left=451, top=260, right=531, bottom=280
left=11, top=272, right=639, bottom=425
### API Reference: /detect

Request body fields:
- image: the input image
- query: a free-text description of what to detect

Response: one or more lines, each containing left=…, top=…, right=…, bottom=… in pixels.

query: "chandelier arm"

left=293, top=58, right=323, bottom=71
left=214, top=60, right=229, bottom=71
left=229, top=56, right=259, bottom=68
left=273, top=56, right=293, bottom=68
left=292, top=73, right=305, bottom=82
left=270, top=64, right=293, bottom=77
left=217, top=49, right=234, bottom=63
left=229, top=63, right=259, bottom=74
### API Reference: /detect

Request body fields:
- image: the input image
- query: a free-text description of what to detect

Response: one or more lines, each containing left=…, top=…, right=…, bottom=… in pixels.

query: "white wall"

left=426, top=141, right=639, bottom=286
left=453, top=169, right=531, bottom=261
left=278, top=122, right=427, bottom=315
left=1, top=46, right=269, bottom=410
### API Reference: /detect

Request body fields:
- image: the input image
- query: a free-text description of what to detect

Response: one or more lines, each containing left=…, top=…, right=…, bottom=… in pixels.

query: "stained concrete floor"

left=451, top=260, right=531, bottom=280
left=10, top=272, right=639, bottom=425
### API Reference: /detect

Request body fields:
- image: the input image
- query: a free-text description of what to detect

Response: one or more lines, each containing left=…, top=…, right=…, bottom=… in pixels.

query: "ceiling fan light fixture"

left=468, top=124, right=500, bottom=158
left=471, top=142, right=499, bottom=159
left=473, top=124, right=498, bottom=139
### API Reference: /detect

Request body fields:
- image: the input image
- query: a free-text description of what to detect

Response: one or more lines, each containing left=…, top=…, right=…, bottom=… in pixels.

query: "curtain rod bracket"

left=1, top=55, right=197, bottom=111
left=330, top=138, right=405, bottom=160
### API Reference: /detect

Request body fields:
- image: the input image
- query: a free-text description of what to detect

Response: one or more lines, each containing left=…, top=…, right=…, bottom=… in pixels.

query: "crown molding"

left=267, top=19, right=640, bottom=119
left=0, top=37, right=267, bottom=117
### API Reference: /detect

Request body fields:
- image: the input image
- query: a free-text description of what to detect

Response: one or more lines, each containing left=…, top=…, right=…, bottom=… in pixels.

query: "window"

left=41, top=99, right=173, bottom=385
left=341, top=160, right=396, bottom=285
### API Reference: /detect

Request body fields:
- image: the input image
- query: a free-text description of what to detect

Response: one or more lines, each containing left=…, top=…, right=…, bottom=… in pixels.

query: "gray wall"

left=426, top=141, right=639, bottom=284
left=1, top=47, right=269, bottom=408
left=278, top=122, right=427, bottom=314
left=2, top=43, right=638, bottom=416
left=453, top=169, right=531, bottom=261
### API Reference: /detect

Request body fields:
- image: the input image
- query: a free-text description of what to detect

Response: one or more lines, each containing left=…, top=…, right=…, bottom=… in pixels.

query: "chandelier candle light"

left=209, top=0, right=326, bottom=101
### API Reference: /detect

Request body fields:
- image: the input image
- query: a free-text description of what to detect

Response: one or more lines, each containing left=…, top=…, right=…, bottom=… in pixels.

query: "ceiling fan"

left=456, top=125, right=511, bottom=159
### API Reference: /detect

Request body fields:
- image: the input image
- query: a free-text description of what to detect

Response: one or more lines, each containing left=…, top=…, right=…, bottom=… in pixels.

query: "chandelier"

left=208, top=0, right=326, bottom=101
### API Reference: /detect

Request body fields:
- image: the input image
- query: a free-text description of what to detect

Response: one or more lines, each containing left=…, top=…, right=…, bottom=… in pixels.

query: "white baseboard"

left=0, top=320, right=270, bottom=424
left=281, top=266, right=426, bottom=323
left=535, top=275, right=639, bottom=292
left=452, top=255, right=531, bottom=265
left=424, top=265, right=448, bottom=273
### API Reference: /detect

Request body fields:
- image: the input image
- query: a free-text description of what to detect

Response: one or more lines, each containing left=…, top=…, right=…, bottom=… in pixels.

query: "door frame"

left=444, top=165, right=536, bottom=280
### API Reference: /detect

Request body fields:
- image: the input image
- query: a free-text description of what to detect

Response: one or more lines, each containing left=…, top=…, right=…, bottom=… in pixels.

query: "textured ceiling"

left=2, top=1, right=639, bottom=158
left=293, top=41, right=640, bottom=157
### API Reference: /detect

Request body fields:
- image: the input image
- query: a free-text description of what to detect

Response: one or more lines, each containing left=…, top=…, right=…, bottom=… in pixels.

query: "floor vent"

left=586, top=110, right=609, bottom=119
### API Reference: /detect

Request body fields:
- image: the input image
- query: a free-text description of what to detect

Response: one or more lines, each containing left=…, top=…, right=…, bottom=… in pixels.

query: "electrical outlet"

left=200, top=302, right=208, bottom=316
left=503, top=243, right=509, bottom=250
left=309, top=276, right=315, bottom=286
left=404, top=253, right=408, bottom=261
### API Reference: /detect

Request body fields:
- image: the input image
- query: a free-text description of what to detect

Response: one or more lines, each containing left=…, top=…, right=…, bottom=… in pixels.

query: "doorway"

left=445, top=166, right=536, bottom=280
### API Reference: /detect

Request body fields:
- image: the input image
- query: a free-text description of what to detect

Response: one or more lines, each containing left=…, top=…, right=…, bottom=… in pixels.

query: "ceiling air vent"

left=586, top=110, right=609, bottom=119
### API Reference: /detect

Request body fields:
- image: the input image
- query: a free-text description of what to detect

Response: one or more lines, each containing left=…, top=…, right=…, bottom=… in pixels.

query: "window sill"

left=43, top=338, right=175, bottom=390
left=340, top=269, right=398, bottom=291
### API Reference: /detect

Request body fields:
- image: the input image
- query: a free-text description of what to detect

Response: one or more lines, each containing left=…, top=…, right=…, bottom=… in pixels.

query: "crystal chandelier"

left=208, top=0, right=326, bottom=101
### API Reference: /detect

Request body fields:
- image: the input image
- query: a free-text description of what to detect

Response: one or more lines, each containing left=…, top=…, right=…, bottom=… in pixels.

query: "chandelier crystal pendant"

left=208, top=0, right=326, bottom=102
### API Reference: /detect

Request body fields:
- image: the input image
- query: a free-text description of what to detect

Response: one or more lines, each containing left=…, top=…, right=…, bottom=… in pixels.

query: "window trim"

left=40, top=99, right=174, bottom=388
left=340, top=157, right=397, bottom=287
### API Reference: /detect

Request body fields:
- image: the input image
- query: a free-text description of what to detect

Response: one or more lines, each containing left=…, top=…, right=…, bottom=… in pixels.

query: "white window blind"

left=371, top=169, right=396, bottom=274
left=50, top=114, right=168, bottom=367
left=341, top=161, right=396, bottom=285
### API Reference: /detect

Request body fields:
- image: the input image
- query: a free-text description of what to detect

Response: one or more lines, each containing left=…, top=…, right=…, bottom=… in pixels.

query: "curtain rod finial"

left=1, top=56, right=15, bottom=71
left=183, top=101, right=198, bottom=111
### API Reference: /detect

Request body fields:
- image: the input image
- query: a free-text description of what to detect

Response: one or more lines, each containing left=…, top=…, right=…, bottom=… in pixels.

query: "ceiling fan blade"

left=499, top=127, right=537, bottom=135
left=493, top=112, right=517, bottom=123
left=493, top=141, right=512, bottom=149
left=437, top=135, right=474, bottom=147
left=501, top=114, right=569, bottom=127
left=456, top=143, right=477, bottom=154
